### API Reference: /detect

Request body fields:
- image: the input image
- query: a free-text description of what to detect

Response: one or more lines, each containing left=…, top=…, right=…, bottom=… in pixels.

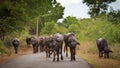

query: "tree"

left=38, top=2, right=64, bottom=34
left=107, top=10, right=120, bottom=24
left=40, top=21, right=56, bottom=35
left=83, top=0, right=116, bottom=17
left=62, top=16, right=78, bottom=28
left=25, top=0, right=64, bottom=35
left=0, top=0, right=64, bottom=40
left=0, top=0, right=27, bottom=40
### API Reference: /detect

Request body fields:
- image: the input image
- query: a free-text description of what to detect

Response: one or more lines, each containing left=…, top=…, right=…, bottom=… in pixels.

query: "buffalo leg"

left=65, top=45, right=68, bottom=57
left=107, top=53, right=109, bottom=58
left=104, top=53, right=109, bottom=58
left=53, top=51, right=56, bottom=62
left=45, top=46, right=48, bottom=57
left=73, top=48, right=76, bottom=61
left=57, top=50, right=59, bottom=61
left=36, top=45, right=39, bottom=53
left=104, top=53, right=107, bottom=58
left=46, top=49, right=48, bottom=58
left=46, top=50, right=48, bottom=57
left=48, top=47, right=51, bottom=58
left=33, top=45, right=36, bottom=53
left=99, top=51, right=103, bottom=57
left=40, top=45, right=41, bottom=52
left=70, top=47, right=73, bottom=61
left=14, top=46, right=18, bottom=54
left=60, top=44, right=63, bottom=60
left=61, top=48, right=63, bottom=60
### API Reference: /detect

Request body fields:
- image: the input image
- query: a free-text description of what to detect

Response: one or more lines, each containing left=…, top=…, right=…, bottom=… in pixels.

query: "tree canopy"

left=107, top=10, right=120, bottom=24
left=0, top=0, right=64, bottom=40
left=61, top=16, right=78, bottom=28
left=83, top=0, right=116, bottom=17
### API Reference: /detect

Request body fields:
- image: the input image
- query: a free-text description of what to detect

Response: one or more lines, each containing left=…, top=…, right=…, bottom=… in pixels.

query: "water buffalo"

left=64, top=32, right=75, bottom=57
left=12, top=38, right=20, bottom=54
left=38, top=37, right=45, bottom=52
left=26, top=37, right=31, bottom=48
left=96, top=38, right=112, bottom=58
left=31, top=37, right=39, bottom=53
left=67, top=35, right=80, bottom=61
left=45, top=36, right=54, bottom=58
left=52, top=33, right=64, bottom=61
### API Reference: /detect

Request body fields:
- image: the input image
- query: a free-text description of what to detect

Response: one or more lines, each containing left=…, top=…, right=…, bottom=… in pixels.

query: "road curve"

left=0, top=52, right=92, bottom=68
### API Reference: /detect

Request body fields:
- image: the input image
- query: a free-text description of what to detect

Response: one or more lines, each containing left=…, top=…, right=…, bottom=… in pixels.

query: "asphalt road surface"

left=0, top=52, right=92, bottom=68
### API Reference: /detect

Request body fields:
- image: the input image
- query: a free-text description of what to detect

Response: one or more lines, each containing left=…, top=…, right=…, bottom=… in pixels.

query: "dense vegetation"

left=0, top=0, right=64, bottom=55
left=83, top=0, right=116, bottom=17
left=0, top=0, right=120, bottom=61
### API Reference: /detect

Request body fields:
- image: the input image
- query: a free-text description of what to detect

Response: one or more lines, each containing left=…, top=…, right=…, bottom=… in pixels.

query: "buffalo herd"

left=12, top=32, right=113, bottom=62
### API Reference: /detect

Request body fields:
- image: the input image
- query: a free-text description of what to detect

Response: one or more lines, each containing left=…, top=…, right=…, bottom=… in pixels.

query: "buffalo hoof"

left=61, top=55, right=63, bottom=60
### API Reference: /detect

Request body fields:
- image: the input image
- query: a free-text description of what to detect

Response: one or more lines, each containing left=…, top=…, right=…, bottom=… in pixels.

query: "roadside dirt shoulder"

left=0, top=48, right=32, bottom=64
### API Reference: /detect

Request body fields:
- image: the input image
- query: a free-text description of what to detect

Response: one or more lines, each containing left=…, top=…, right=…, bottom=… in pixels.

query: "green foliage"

left=77, top=14, right=120, bottom=43
left=0, top=0, right=28, bottom=40
left=25, top=0, right=64, bottom=35
left=55, top=24, right=68, bottom=34
left=107, top=10, right=120, bottom=24
left=0, top=40, right=8, bottom=55
left=0, top=0, right=64, bottom=40
left=62, top=16, right=78, bottom=28
left=107, top=24, right=120, bottom=43
left=83, top=0, right=116, bottom=17
left=0, top=0, right=65, bottom=55
left=40, top=21, right=56, bottom=35
left=44, top=3, right=65, bottom=22
left=68, top=24, right=80, bottom=33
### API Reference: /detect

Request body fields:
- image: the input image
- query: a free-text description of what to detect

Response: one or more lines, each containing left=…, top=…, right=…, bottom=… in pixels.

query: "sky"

left=56, top=0, right=120, bottom=19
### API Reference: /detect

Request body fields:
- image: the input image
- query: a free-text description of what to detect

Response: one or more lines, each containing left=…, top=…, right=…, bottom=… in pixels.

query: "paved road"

left=0, top=52, right=92, bottom=68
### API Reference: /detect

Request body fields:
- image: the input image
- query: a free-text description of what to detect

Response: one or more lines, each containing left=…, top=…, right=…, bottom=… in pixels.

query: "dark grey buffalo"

left=31, top=37, right=39, bottom=53
left=38, top=37, right=45, bottom=52
left=26, top=37, right=31, bottom=48
left=12, top=38, right=20, bottom=54
left=52, top=33, right=64, bottom=61
left=67, top=35, right=80, bottom=61
left=96, top=38, right=112, bottom=58
left=45, top=36, right=53, bottom=58
left=64, top=32, right=75, bottom=57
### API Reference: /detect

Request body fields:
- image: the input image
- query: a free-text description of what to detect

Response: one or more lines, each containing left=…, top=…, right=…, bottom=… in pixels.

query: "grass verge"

left=77, top=41, right=120, bottom=68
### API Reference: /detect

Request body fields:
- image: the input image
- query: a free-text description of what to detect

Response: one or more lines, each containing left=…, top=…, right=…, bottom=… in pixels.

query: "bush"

left=0, top=40, right=8, bottom=55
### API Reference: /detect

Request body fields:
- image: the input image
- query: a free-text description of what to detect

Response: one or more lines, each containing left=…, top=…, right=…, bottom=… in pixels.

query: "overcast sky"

left=56, top=0, right=120, bottom=19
